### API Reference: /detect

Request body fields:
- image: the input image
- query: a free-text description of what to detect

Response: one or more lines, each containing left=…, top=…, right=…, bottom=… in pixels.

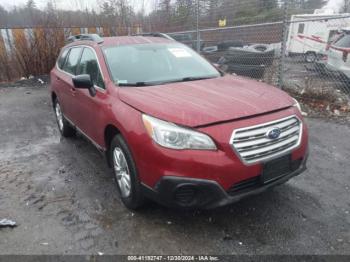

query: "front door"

left=59, top=46, right=83, bottom=124
left=73, top=47, right=107, bottom=143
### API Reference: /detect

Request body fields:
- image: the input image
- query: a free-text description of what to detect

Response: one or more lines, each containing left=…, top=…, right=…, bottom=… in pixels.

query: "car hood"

left=118, top=75, right=294, bottom=127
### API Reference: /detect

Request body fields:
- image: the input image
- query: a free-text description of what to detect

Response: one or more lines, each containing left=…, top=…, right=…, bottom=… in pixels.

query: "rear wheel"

left=110, top=134, right=144, bottom=210
left=54, top=98, right=75, bottom=137
left=305, top=52, right=316, bottom=63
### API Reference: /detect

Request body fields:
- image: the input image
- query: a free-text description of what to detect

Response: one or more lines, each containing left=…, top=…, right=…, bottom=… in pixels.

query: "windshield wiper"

left=154, top=76, right=216, bottom=85
left=118, top=82, right=156, bottom=87
left=118, top=76, right=218, bottom=87
left=182, top=76, right=217, bottom=82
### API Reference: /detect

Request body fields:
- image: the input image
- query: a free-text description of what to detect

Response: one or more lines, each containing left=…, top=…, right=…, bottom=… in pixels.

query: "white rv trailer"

left=286, top=10, right=350, bottom=62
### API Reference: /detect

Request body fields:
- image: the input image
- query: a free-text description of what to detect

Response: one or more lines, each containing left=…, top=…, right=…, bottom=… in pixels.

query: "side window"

left=77, top=48, right=105, bottom=89
left=335, top=34, right=350, bottom=48
left=298, top=23, right=305, bottom=34
left=62, top=47, right=82, bottom=75
left=328, top=30, right=339, bottom=44
left=57, top=48, right=69, bottom=69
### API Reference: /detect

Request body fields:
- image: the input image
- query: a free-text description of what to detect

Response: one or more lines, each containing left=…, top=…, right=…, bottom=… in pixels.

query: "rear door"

left=52, top=47, right=69, bottom=110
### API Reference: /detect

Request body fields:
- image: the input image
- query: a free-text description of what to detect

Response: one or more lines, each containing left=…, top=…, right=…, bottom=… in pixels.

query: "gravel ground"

left=0, top=84, right=349, bottom=255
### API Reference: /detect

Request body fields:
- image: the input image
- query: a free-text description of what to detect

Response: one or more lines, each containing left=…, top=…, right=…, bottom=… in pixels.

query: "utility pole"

left=196, top=0, right=200, bottom=53
left=278, top=0, right=288, bottom=89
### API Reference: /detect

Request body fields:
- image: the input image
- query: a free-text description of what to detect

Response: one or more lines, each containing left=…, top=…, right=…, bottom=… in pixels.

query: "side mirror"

left=212, top=63, right=226, bottom=75
left=72, top=74, right=96, bottom=97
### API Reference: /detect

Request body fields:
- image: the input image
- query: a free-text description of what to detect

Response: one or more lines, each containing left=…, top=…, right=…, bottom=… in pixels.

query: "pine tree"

left=0, top=4, right=8, bottom=26
left=260, top=0, right=278, bottom=11
left=26, top=0, right=37, bottom=10
left=304, top=0, right=328, bottom=9
left=340, top=0, right=350, bottom=12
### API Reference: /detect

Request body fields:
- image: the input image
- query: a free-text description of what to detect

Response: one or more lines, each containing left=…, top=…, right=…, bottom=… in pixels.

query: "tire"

left=53, top=98, right=76, bottom=137
left=305, top=52, right=316, bottom=63
left=110, top=134, right=144, bottom=210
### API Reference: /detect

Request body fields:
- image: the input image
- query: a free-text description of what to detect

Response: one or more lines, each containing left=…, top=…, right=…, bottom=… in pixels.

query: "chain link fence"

left=0, top=0, right=349, bottom=116
left=282, top=14, right=350, bottom=116
left=167, top=22, right=283, bottom=85
left=161, top=1, right=350, bottom=116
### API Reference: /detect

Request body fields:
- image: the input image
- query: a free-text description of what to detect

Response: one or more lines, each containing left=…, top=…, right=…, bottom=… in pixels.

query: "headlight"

left=293, top=98, right=302, bottom=112
left=142, top=115, right=217, bottom=150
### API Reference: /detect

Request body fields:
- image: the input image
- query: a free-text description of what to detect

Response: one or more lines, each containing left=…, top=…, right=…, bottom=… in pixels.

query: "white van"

left=287, top=10, right=350, bottom=62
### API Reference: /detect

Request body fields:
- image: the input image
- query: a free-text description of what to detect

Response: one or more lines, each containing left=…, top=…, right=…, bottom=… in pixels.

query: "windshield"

left=104, top=43, right=220, bottom=86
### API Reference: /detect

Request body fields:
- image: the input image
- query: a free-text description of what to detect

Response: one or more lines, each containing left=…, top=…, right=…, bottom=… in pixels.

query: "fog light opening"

left=173, top=185, right=198, bottom=206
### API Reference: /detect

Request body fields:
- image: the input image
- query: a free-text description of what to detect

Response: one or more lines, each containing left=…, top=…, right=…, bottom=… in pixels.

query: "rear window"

left=335, top=34, right=350, bottom=48
left=57, top=48, right=69, bottom=69
left=62, top=47, right=83, bottom=75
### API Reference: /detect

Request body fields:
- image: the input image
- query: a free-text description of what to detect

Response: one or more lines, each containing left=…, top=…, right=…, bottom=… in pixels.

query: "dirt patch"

left=212, top=55, right=350, bottom=121
left=263, top=57, right=350, bottom=120
left=0, top=75, right=49, bottom=88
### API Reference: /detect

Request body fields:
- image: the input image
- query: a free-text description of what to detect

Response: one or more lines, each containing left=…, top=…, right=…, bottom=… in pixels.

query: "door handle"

left=70, top=87, right=76, bottom=96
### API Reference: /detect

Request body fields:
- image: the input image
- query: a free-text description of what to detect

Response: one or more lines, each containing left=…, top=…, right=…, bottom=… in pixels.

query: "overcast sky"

left=0, top=0, right=156, bottom=12
left=0, top=0, right=346, bottom=13
left=324, top=0, right=346, bottom=12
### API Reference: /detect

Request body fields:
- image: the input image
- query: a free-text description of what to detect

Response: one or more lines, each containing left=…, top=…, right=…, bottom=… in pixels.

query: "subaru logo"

left=266, top=127, right=281, bottom=140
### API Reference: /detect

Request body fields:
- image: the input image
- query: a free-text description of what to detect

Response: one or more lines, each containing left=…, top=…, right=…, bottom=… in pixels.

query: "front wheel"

left=110, top=134, right=144, bottom=210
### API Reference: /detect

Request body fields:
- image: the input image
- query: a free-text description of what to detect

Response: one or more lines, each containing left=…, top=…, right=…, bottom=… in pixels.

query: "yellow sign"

left=219, top=18, right=227, bottom=27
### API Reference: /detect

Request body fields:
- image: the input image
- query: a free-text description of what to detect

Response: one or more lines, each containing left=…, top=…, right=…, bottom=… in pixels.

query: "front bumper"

left=127, top=108, right=309, bottom=209
left=141, top=154, right=308, bottom=209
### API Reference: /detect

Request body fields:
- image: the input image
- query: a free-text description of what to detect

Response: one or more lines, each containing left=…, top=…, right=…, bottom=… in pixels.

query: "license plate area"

left=262, top=155, right=292, bottom=184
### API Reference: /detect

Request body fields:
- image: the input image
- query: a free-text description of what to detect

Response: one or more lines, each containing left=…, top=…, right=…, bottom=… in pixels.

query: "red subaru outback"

left=49, top=34, right=308, bottom=209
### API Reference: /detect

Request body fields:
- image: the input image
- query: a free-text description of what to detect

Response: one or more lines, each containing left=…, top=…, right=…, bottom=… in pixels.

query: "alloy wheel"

left=306, top=53, right=316, bottom=63
left=55, top=102, right=64, bottom=132
left=113, top=147, right=132, bottom=198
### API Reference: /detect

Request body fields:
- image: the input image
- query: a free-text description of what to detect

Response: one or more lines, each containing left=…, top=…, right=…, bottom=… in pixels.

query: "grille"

left=227, top=177, right=260, bottom=196
left=230, top=116, right=302, bottom=165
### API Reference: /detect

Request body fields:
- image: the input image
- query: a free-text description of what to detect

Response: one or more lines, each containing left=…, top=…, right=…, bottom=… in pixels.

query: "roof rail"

left=134, top=32, right=175, bottom=41
left=66, top=34, right=104, bottom=44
